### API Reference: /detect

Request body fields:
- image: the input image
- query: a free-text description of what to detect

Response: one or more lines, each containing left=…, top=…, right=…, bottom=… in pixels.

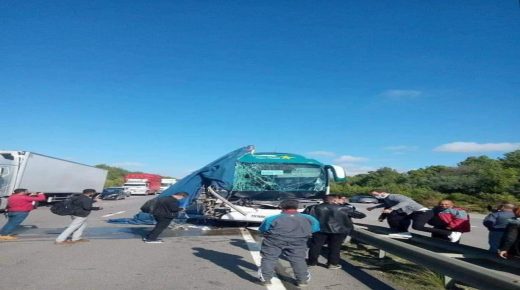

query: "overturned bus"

left=158, top=145, right=347, bottom=223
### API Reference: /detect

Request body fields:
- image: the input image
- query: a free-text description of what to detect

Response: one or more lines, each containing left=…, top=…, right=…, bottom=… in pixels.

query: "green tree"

left=500, top=150, right=520, bottom=170
left=407, top=165, right=450, bottom=188
left=95, top=164, right=131, bottom=187
left=353, top=167, right=406, bottom=188
left=458, top=156, right=517, bottom=194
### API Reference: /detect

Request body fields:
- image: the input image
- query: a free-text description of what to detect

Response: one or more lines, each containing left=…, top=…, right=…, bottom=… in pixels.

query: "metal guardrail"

left=352, top=228, right=520, bottom=290
left=354, top=222, right=520, bottom=269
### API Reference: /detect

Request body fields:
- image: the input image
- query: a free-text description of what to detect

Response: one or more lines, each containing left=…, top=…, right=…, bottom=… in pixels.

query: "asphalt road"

left=351, top=202, right=490, bottom=249
left=0, top=196, right=396, bottom=290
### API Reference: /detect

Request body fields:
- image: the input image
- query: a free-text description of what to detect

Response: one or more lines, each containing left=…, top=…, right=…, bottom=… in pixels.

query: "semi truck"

left=123, top=173, right=162, bottom=195
left=0, top=151, right=108, bottom=202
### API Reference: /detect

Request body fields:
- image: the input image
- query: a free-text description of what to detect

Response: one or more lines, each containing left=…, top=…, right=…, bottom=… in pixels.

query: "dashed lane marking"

left=102, top=211, right=126, bottom=218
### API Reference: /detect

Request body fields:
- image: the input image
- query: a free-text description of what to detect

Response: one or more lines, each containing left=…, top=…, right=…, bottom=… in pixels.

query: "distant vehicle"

left=100, top=187, right=127, bottom=200
left=123, top=173, right=162, bottom=195
left=349, top=195, right=379, bottom=204
left=158, top=178, right=177, bottom=193
left=0, top=151, right=107, bottom=202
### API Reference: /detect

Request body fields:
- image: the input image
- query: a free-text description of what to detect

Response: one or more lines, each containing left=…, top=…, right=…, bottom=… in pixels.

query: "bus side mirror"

left=325, top=165, right=347, bottom=182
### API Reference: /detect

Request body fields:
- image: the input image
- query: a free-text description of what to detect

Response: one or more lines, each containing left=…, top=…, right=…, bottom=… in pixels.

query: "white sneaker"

left=143, top=239, right=163, bottom=244
left=448, top=231, right=462, bottom=243
left=388, top=232, right=412, bottom=239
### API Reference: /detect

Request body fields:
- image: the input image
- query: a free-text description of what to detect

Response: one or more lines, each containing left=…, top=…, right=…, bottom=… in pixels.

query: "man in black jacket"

left=304, top=195, right=366, bottom=269
left=55, top=189, right=102, bottom=244
left=144, top=192, right=188, bottom=244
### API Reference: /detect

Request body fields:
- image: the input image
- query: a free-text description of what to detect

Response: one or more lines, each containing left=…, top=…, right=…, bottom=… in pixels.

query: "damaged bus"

left=163, top=146, right=347, bottom=223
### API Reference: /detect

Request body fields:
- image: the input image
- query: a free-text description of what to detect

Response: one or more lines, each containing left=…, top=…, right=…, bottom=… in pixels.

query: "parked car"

left=349, top=195, right=379, bottom=204
left=100, top=187, right=128, bottom=200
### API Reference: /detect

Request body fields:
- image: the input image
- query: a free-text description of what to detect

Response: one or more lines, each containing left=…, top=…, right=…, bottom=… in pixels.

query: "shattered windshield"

left=232, top=162, right=327, bottom=200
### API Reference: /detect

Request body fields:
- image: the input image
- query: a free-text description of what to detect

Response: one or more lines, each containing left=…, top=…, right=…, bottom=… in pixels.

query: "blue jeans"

left=488, top=230, right=505, bottom=253
left=0, top=211, right=30, bottom=235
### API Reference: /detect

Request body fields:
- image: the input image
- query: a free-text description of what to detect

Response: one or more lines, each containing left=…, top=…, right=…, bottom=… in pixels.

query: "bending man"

left=367, top=190, right=463, bottom=242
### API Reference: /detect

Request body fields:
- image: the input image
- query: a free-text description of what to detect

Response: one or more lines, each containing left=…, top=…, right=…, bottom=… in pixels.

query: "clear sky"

left=1, top=1, right=519, bottom=178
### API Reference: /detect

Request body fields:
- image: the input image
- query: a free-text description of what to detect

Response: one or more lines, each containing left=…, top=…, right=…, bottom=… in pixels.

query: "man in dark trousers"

left=258, top=199, right=319, bottom=287
left=367, top=189, right=428, bottom=239
left=143, top=192, right=188, bottom=244
left=484, top=203, right=515, bottom=252
left=305, top=194, right=366, bottom=269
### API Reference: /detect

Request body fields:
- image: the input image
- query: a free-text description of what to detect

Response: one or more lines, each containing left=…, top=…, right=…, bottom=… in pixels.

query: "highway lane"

left=0, top=196, right=395, bottom=290
left=351, top=203, right=490, bottom=250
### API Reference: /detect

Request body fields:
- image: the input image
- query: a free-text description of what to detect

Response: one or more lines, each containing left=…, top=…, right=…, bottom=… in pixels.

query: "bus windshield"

left=232, top=163, right=327, bottom=200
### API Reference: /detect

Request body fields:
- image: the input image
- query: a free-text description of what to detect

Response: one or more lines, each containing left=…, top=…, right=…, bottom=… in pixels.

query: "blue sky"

left=1, top=1, right=519, bottom=177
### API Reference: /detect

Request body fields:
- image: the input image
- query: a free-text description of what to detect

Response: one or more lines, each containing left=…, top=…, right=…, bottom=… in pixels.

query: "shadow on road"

left=229, top=238, right=251, bottom=251
left=315, top=246, right=396, bottom=290
left=192, top=246, right=259, bottom=282
left=339, top=259, right=396, bottom=290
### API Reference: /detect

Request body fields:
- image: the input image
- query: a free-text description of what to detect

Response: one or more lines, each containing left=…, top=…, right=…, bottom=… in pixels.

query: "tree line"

left=95, top=164, right=134, bottom=187
left=96, top=150, right=520, bottom=212
left=95, top=164, right=175, bottom=187
left=331, top=150, right=520, bottom=212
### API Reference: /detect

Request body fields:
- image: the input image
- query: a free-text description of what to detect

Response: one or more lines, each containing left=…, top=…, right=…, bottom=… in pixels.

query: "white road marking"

left=240, top=228, right=286, bottom=290
left=102, top=211, right=126, bottom=218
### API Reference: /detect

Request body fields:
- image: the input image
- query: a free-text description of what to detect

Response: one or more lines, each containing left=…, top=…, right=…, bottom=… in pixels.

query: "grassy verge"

left=340, top=242, right=477, bottom=290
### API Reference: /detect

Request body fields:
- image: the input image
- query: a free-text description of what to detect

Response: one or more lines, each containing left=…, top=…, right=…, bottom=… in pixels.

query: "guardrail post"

left=443, top=276, right=456, bottom=289
left=378, top=249, right=386, bottom=259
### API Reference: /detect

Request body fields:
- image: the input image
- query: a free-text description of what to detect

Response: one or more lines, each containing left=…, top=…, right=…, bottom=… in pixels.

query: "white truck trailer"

left=158, top=178, right=177, bottom=193
left=123, top=179, right=150, bottom=195
left=0, top=151, right=108, bottom=202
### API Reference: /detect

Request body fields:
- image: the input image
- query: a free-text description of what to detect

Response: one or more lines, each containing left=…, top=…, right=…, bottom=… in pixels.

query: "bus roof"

left=238, top=152, right=323, bottom=165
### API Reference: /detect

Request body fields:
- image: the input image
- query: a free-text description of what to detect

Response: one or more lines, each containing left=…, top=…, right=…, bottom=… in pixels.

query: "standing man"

left=498, top=207, right=520, bottom=259
left=258, top=199, right=319, bottom=287
left=0, top=189, right=46, bottom=240
left=305, top=195, right=366, bottom=269
left=143, top=192, right=188, bottom=244
left=55, top=189, right=102, bottom=244
left=483, top=203, right=515, bottom=252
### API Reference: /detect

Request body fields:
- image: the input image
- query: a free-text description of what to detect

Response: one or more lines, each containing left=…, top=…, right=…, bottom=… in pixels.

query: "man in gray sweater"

left=258, top=199, right=320, bottom=287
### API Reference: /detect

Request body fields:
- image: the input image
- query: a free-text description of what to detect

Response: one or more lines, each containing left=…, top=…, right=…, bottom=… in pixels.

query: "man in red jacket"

left=0, top=188, right=46, bottom=240
left=429, top=199, right=470, bottom=242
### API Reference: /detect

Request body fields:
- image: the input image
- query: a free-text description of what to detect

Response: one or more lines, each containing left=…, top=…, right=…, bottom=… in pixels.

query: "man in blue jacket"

left=483, top=203, right=515, bottom=252
left=258, top=199, right=320, bottom=288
